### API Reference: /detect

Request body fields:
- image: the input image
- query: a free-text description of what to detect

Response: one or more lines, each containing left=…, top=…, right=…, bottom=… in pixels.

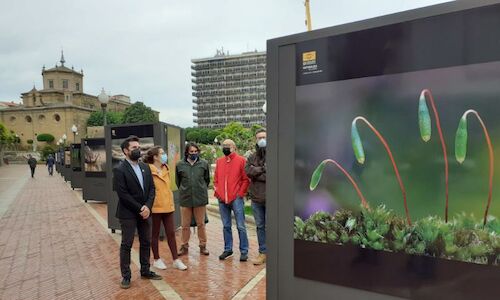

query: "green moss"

left=295, top=205, right=499, bottom=266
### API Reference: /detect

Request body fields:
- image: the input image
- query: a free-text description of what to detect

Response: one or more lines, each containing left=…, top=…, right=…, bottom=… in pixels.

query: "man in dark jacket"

left=27, top=154, right=37, bottom=178
left=46, top=154, right=55, bottom=176
left=175, top=142, right=211, bottom=256
left=245, top=129, right=267, bottom=265
left=113, top=135, right=161, bottom=289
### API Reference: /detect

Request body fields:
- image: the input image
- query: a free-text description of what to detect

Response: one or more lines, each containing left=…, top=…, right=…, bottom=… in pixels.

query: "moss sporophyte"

left=309, top=159, right=369, bottom=209
left=351, top=116, right=411, bottom=225
left=418, top=89, right=450, bottom=222
left=455, top=109, right=494, bottom=226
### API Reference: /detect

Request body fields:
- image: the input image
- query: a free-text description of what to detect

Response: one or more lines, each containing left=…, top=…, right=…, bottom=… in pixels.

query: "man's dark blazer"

left=113, top=160, right=155, bottom=219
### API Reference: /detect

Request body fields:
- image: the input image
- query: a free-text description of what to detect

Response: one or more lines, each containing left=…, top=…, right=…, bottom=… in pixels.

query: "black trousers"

left=48, top=165, right=53, bottom=175
left=30, top=167, right=35, bottom=178
left=119, top=217, right=152, bottom=279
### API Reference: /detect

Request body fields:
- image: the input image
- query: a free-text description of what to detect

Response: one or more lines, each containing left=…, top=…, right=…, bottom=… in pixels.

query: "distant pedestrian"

left=245, top=129, right=267, bottom=265
left=214, top=139, right=250, bottom=262
left=27, top=154, right=37, bottom=178
left=175, top=142, right=211, bottom=256
left=46, top=154, right=55, bottom=176
left=113, top=135, right=162, bottom=289
left=145, top=146, right=188, bottom=271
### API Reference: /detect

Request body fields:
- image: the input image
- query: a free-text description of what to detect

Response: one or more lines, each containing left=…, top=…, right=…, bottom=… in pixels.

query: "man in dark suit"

left=113, top=135, right=162, bottom=289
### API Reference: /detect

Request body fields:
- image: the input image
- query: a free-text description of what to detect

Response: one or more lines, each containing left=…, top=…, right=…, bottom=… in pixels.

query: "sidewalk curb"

left=206, top=203, right=256, bottom=226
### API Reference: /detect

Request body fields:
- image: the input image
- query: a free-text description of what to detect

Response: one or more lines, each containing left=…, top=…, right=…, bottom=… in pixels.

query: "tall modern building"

left=191, top=50, right=266, bottom=129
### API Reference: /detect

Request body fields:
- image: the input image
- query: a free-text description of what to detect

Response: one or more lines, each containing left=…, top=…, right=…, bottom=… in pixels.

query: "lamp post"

left=71, top=124, right=77, bottom=143
left=62, top=134, right=67, bottom=146
left=98, top=88, right=110, bottom=126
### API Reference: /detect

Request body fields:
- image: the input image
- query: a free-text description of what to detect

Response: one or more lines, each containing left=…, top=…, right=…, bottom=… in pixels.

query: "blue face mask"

left=160, top=153, right=168, bottom=164
left=257, top=139, right=267, bottom=148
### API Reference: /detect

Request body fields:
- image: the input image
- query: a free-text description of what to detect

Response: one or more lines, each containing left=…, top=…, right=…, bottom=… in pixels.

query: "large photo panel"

left=293, top=3, right=500, bottom=298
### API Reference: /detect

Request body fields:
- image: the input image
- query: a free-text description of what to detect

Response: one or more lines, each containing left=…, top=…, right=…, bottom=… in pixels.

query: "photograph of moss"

left=294, top=61, right=500, bottom=267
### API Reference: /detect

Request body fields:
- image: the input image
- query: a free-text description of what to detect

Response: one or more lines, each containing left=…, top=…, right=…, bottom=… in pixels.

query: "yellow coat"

left=149, top=164, right=175, bottom=213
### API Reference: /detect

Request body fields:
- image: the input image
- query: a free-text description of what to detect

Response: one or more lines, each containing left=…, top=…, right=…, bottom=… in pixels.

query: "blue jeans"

left=219, top=197, right=248, bottom=254
left=251, top=201, right=266, bottom=253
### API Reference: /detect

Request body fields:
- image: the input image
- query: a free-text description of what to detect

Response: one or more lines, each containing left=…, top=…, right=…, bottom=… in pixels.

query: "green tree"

left=0, top=122, right=14, bottom=166
left=186, top=127, right=222, bottom=144
left=215, top=122, right=254, bottom=151
left=86, top=111, right=124, bottom=126
left=122, top=102, right=158, bottom=124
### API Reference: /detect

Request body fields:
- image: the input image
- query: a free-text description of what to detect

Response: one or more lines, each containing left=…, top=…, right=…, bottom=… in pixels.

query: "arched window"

left=25, top=116, right=32, bottom=123
left=53, top=114, right=61, bottom=122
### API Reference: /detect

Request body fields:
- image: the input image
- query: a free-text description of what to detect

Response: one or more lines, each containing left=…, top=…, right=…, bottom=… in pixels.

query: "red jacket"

left=214, top=152, right=250, bottom=204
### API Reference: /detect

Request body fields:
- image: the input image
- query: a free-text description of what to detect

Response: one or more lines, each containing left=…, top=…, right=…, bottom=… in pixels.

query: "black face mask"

left=129, top=148, right=141, bottom=161
left=222, top=147, right=231, bottom=156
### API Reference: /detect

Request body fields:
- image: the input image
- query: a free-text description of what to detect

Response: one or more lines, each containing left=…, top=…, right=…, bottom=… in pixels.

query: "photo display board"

left=166, top=125, right=181, bottom=191
left=70, top=144, right=82, bottom=172
left=64, top=147, right=71, bottom=167
left=293, top=3, right=500, bottom=298
left=83, top=139, right=106, bottom=177
left=111, top=124, right=154, bottom=169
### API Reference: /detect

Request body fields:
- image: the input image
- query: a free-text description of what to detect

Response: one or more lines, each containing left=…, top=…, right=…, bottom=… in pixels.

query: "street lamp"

left=98, top=88, right=110, bottom=126
left=71, top=124, right=78, bottom=142
left=262, top=102, right=267, bottom=114
left=214, top=137, right=218, bottom=145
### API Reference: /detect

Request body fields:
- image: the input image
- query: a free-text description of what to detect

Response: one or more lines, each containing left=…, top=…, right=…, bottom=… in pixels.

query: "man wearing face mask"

left=113, top=135, right=162, bottom=289
left=245, top=128, right=267, bottom=265
left=175, top=142, right=211, bottom=256
left=214, top=139, right=250, bottom=262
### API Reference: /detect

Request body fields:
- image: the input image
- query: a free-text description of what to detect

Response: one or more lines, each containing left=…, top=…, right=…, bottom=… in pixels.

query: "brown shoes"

left=199, top=245, right=210, bottom=256
left=252, top=253, right=266, bottom=265
left=178, top=245, right=188, bottom=256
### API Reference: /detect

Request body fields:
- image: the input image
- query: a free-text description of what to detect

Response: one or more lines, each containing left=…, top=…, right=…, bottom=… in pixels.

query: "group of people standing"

left=113, top=129, right=267, bottom=289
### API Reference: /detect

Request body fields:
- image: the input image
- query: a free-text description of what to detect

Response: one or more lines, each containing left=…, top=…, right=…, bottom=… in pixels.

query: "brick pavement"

left=0, top=165, right=266, bottom=299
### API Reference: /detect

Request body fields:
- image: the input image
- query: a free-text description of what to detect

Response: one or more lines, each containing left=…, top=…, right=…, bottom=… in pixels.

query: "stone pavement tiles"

left=0, top=165, right=266, bottom=299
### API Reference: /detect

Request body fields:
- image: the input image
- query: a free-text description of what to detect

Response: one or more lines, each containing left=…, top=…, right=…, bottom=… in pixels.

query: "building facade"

left=191, top=50, right=266, bottom=129
left=0, top=52, right=132, bottom=146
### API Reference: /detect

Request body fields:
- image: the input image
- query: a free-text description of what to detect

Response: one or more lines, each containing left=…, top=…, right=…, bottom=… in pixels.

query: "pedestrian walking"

left=145, top=146, right=188, bottom=271
left=214, top=139, right=250, bottom=262
left=112, top=135, right=162, bottom=289
left=46, top=154, right=55, bottom=176
left=27, top=154, right=37, bottom=178
left=175, top=142, right=211, bottom=256
left=245, top=129, right=267, bottom=265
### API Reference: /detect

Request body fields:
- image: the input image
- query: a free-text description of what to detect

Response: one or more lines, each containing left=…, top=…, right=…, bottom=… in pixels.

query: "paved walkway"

left=0, top=165, right=266, bottom=299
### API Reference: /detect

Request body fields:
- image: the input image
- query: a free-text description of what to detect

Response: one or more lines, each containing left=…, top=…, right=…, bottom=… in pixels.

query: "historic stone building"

left=0, top=52, right=131, bottom=146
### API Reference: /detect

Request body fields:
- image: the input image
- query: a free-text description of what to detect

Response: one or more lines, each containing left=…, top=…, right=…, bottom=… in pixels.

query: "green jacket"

left=175, top=158, right=210, bottom=207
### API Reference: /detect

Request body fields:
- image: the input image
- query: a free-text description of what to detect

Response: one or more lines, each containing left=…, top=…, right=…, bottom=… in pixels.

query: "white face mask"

left=257, top=139, right=267, bottom=148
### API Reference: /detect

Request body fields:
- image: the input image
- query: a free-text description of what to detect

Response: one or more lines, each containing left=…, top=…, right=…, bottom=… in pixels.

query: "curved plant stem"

left=420, top=89, right=450, bottom=222
left=310, top=159, right=369, bottom=209
left=459, top=110, right=494, bottom=226
left=353, top=116, right=411, bottom=225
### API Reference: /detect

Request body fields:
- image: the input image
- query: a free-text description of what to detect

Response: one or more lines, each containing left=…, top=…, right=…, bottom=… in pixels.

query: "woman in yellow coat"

left=145, top=146, right=187, bottom=271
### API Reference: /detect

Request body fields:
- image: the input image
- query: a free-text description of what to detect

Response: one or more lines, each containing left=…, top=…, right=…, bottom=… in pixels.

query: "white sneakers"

left=173, top=259, right=188, bottom=271
left=153, top=258, right=167, bottom=270
left=154, top=258, right=188, bottom=271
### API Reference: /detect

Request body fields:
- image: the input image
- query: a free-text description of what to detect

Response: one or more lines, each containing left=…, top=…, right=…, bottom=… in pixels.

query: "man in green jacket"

left=175, top=142, right=211, bottom=256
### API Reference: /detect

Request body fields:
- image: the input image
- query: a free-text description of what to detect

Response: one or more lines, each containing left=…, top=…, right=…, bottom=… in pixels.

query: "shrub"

left=40, top=145, right=56, bottom=160
left=36, top=133, right=55, bottom=143
left=27, top=139, right=33, bottom=144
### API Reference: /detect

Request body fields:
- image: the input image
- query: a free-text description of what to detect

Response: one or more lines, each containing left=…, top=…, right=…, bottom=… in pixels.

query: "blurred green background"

left=295, top=61, right=500, bottom=222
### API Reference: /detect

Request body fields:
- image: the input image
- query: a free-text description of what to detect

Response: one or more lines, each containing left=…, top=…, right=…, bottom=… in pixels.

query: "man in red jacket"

left=214, top=139, right=250, bottom=261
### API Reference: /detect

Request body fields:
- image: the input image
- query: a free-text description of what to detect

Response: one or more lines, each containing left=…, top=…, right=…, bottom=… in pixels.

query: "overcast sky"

left=0, top=0, right=452, bottom=128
